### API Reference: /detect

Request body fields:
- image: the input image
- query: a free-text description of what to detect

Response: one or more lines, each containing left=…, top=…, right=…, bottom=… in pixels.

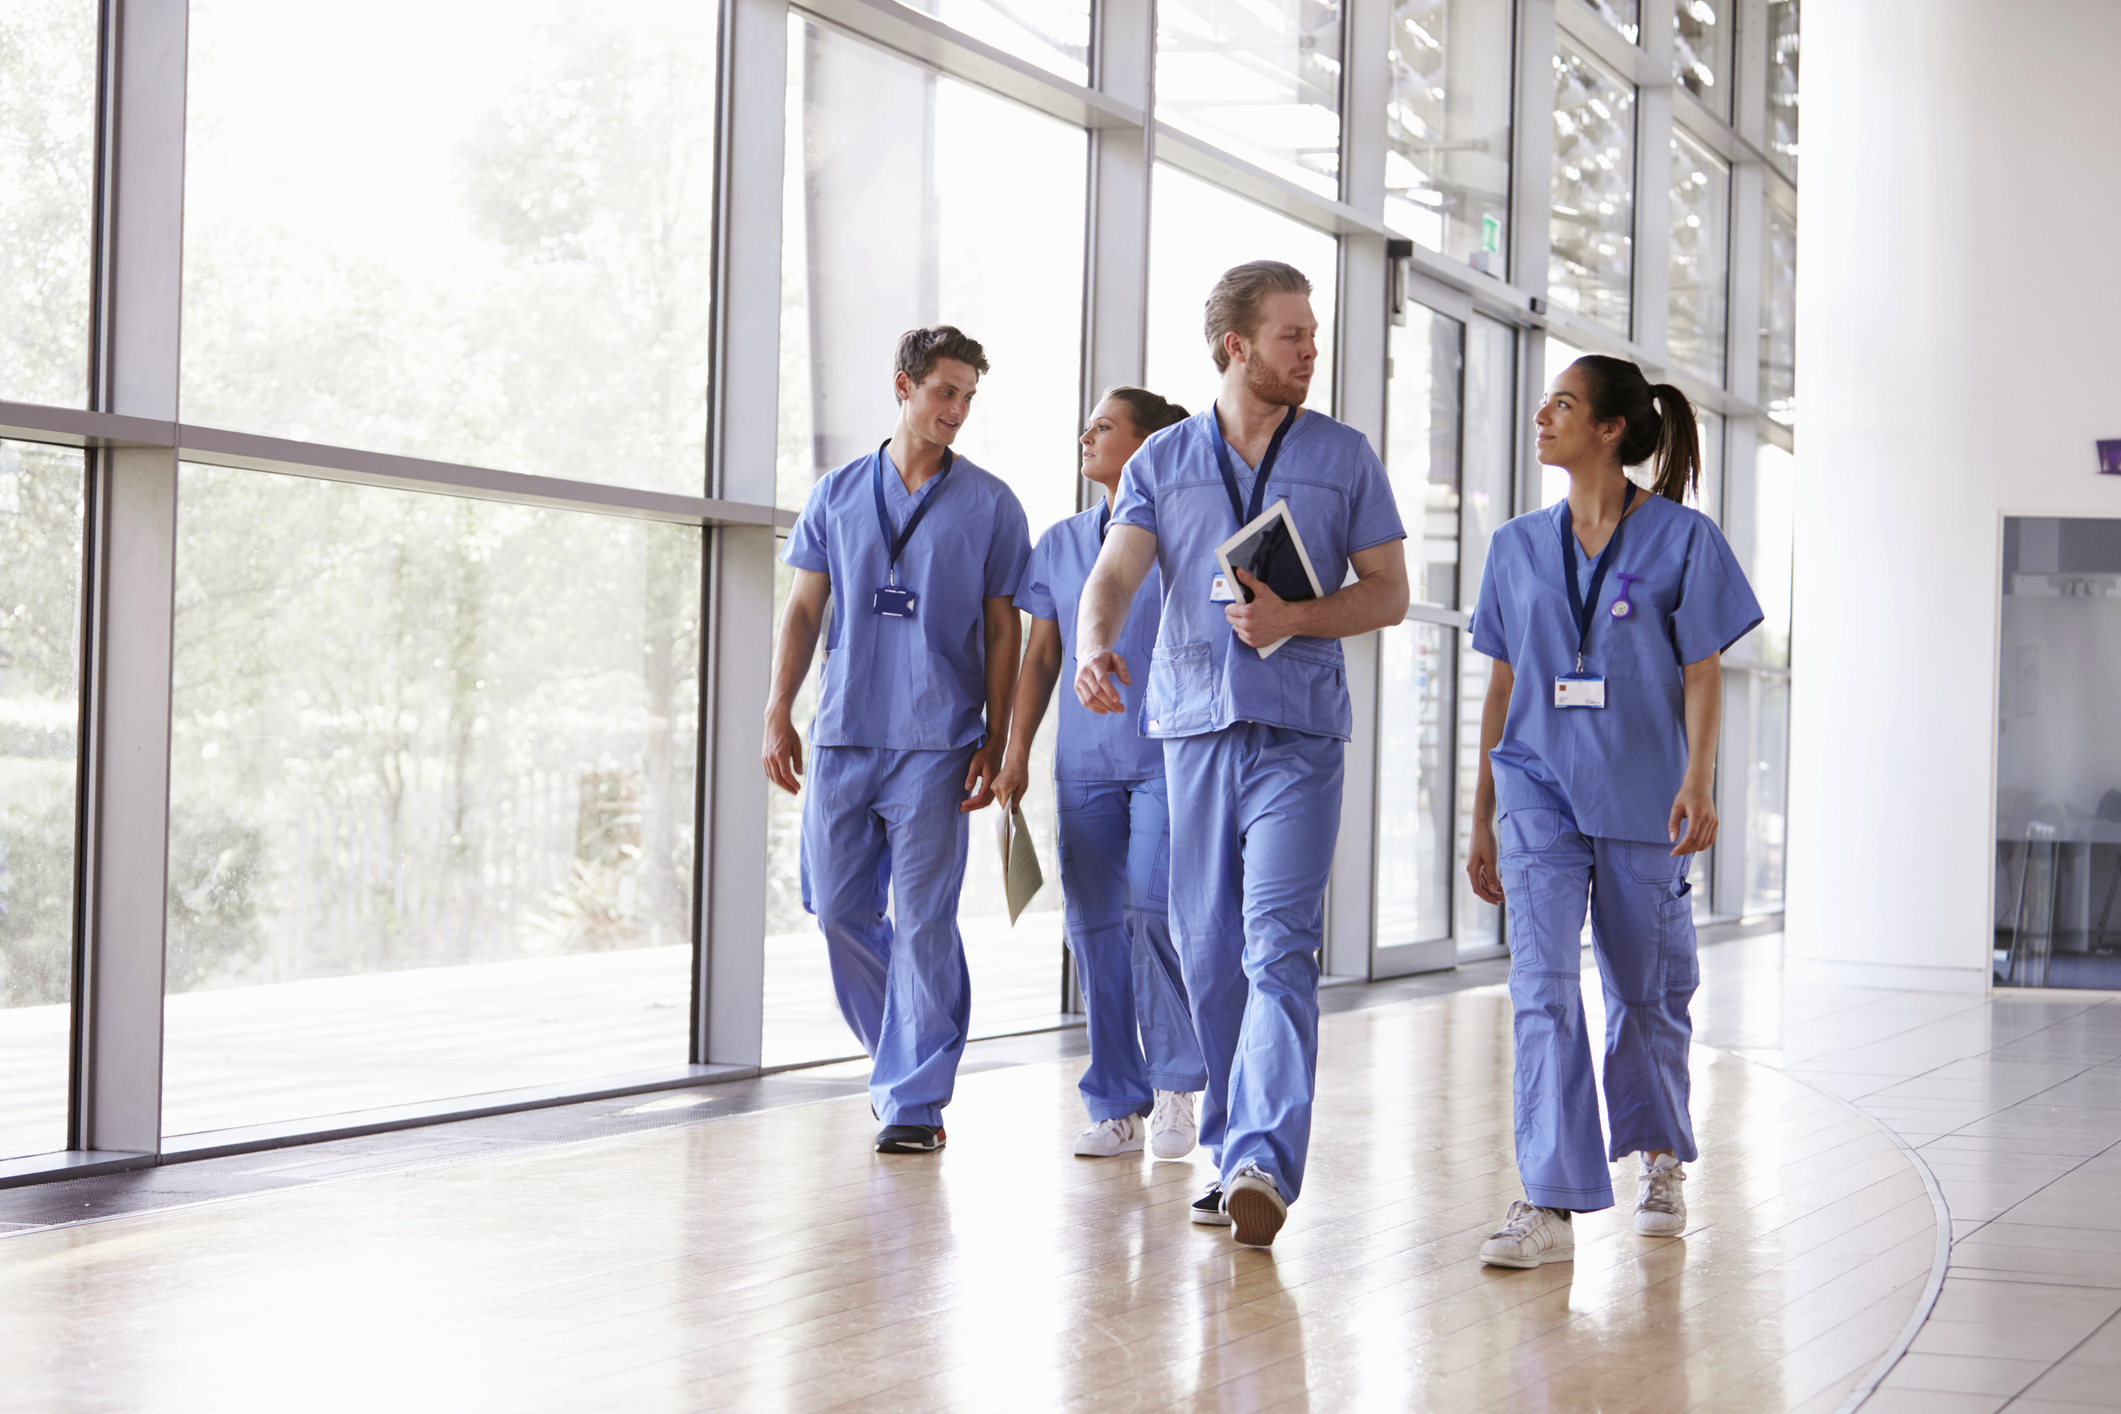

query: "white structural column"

left=1788, top=0, right=2121, bottom=990
left=1630, top=0, right=1675, bottom=368
left=73, top=0, right=189, bottom=1155
left=697, top=0, right=791, bottom=1067
left=1323, top=0, right=1391, bottom=979
left=1079, top=0, right=1154, bottom=418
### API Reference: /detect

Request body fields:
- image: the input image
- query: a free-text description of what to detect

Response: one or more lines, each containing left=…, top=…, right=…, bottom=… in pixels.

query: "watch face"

left=1610, top=601, right=1632, bottom=618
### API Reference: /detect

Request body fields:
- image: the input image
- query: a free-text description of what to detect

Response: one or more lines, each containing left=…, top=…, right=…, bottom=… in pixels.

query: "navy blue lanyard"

left=1558, top=482, right=1636, bottom=672
left=1210, top=405, right=1298, bottom=527
left=871, top=441, right=953, bottom=583
left=1096, top=501, right=1110, bottom=542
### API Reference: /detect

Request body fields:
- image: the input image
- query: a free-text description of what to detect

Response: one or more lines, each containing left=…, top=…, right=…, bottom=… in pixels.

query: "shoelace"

left=1639, top=1159, right=1686, bottom=1214
left=1150, top=1092, right=1192, bottom=1129
left=1492, top=1200, right=1545, bottom=1240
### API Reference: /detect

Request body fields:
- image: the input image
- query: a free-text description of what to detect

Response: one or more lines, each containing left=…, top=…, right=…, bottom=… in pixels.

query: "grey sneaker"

left=1226, top=1164, right=1287, bottom=1247
left=1148, top=1090, right=1198, bottom=1159
left=1634, top=1152, right=1687, bottom=1236
left=1480, top=1201, right=1575, bottom=1268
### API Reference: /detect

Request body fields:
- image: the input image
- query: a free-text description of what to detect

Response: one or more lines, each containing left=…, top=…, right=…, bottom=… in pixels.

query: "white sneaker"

left=1634, top=1152, right=1687, bottom=1236
left=1226, top=1164, right=1287, bottom=1247
left=1148, top=1091, right=1198, bottom=1159
left=1073, top=1114, right=1145, bottom=1157
left=1480, top=1200, right=1575, bottom=1268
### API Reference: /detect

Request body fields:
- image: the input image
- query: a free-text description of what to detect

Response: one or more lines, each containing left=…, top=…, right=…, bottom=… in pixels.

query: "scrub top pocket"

left=1145, top=642, right=1216, bottom=736
left=1272, top=640, right=1350, bottom=739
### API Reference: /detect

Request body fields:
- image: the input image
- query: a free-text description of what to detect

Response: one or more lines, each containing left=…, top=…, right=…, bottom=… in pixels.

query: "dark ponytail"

left=1568, top=355, right=1701, bottom=504
left=1100, top=386, right=1190, bottom=437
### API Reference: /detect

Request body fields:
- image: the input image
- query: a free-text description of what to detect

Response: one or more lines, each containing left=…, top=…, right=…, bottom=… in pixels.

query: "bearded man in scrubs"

left=763, top=326, right=1032, bottom=1156
left=1074, top=262, right=1409, bottom=1246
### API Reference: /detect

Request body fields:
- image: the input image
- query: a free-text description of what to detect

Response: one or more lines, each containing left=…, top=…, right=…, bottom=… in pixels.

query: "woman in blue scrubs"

left=1466, top=354, right=1762, bottom=1268
left=995, top=388, right=1208, bottom=1159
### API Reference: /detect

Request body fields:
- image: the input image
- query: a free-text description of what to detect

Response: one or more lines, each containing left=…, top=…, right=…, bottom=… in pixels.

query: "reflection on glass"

left=1690, top=408, right=1723, bottom=521
left=1377, top=305, right=1464, bottom=949
left=162, top=467, right=700, bottom=1136
left=1454, top=315, right=1513, bottom=954
left=1156, top=0, right=1343, bottom=198
left=1750, top=442, right=1794, bottom=668
left=1667, top=133, right=1729, bottom=385
left=1385, top=0, right=1513, bottom=271
left=1585, top=0, right=1641, bottom=44
left=0, top=0, right=96, bottom=407
left=769, top=21, right=1085, bottom=1065
left=1146, top=164, right=1339, bottom=418
left=1995, top=517, right=2121, bottom=987
left=1767, top=0, right=1801, bottom=176
left=1673, top=0, right=1730, bottom=114
left=908, top=0, right=1089, bottom=85
left=1759, top=203, right=1797, bottom=425
left=1744, top=675, right=1789, bottom=914
left=0, top=441, right=82, bottom=1160
left=182, top=0, right=718, bottom=494
left=1549, top=44, right=1636, bottom=336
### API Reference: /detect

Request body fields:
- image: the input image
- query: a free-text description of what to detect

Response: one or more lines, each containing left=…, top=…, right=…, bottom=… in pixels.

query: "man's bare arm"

left=1072, top=524, right=1158, bottom=715
left=1224, top=539, right=1410, bottom=648
left=962, top=596, right=1022, bottom=812
left=762, top=568, right=831, bottom=794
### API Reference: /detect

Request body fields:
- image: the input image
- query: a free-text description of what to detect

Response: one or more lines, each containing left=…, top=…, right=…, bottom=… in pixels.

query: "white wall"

left=1787, top=0, right=2121, bottom=991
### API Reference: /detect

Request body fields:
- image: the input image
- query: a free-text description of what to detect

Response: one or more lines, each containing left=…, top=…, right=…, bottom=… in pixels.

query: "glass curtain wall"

left=1156, top=0, right=1344, bottom=198
left=1767, top=0, right=1801, bottom=175
left=0, top=441, right=83, bottom=1160
left=765, top=17, right=1087, bottom=1067
left=1668, top=134, right=1730, bottom=385
left=0, top=0, right=96, bottom=408
left=1673, top=1, right=1731, bottom=114
left=911, top=0, right=1092, bottom=83
left=1549, top=43, right=1636, bottom=335
left=1385, top=0, right=1513, bottom=271
left=1761, top=202, right=1798, bottom=424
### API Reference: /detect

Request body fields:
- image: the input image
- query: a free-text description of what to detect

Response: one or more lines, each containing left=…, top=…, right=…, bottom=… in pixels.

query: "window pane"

left=1759, top=203, right=1797, bottom=425
left=1744, top=674, right=1789, bottom=913
left=1673, top=0, right=1731, bottom=116
left=1454, top=315, right=1512, bottom=955
left=0, top=441, right=82, bottom=1160
left=1377, top=304, right=1464, bottom=949
left=162, top=468, right=700, bottom=1137
left=768, top=21, right=1086, bottom=1064
left=1157, top=0, right=1343, bottom=199
left=1147, top=164, right=1339, bottom=418
left=1668, top=133, right=1729, bottom=385
left=182, top=1, right=718, bottom=495
left=1586, top=0, right=1641, bottom=44
left=1549, top=44, right=1636, bottom=337
left=909, top=0, right=1089, bottom=85
left=1749, top=442, right=1795, bottom=669
left=1689, top=408, right=1723, bottom=521
left=0, top=0, right=96, bottom=407
left=1767, top=0, right=1801, bottom=176
left=1385, top=0, right=1513, bottom=271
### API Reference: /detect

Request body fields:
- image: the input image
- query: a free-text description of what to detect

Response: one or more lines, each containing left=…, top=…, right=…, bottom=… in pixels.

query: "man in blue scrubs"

left=763, top=326, right=1032, bottom=1156
left=1074, top=263, right=1410, bottom=1246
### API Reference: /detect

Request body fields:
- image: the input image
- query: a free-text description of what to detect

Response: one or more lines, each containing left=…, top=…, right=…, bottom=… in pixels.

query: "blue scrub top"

left=781, top=447, right=1032, bottom=751
left=1471, top=493, right=1763, bottom=843
left=1015, top=504, right=1165, bottom=782
left=1111, top=408, right=1405, bottom=742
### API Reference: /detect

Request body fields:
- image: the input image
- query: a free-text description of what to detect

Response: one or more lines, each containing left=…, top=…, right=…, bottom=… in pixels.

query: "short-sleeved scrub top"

left=1015, top=504, right=1165, bottom=782
left=1471, top=492, right=1764, bottom=843
left=781, top=448, right=1032, bottom=752
left=1111, top=409, right=1406, bottom=742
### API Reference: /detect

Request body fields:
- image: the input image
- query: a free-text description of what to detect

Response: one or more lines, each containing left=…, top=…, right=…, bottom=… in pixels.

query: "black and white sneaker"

left=874, top=1124, right=946, bottom=1154
left=1190, top=1182, right=1230, bottom=1226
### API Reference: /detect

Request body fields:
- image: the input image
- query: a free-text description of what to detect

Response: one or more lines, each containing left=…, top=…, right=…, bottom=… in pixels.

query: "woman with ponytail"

left=1465, top=354, right=1762, bottom=1269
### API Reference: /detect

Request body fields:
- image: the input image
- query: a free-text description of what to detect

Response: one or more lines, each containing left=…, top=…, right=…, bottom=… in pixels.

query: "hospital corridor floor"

left=2, top=935, right=2118, bottom=1413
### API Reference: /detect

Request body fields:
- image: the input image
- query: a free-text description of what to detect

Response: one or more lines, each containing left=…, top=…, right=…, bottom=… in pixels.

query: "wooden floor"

left=0, top=956, right=1943, bottom=1414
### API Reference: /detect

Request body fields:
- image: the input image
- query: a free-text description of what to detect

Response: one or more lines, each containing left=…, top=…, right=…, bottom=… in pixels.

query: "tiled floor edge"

left=1729, top=1050, right=1955, bottom=1414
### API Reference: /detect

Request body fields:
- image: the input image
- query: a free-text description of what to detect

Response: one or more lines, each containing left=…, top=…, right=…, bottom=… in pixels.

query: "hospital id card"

left=872, top=586, right=918, bottom=618
left=1208, top=574, right=1236, bottom=602
left=1553, top=675, right=1606, bottom=709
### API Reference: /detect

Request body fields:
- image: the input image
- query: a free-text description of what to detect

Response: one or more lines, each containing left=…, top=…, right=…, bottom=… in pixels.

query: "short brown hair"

left=895, top=326, right=990, bottom=387
left=1204, top=261, right=1312, bottom=372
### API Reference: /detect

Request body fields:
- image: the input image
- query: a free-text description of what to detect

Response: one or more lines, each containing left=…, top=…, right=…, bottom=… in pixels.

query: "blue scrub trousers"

left=1054, top=777, right=1206, bottom=1121
left=1163, top=723, right=1345, bottom=1203
left=800, top=744, right=975, bottom=1128
left=1497, top=806, right=1701, bottom=1212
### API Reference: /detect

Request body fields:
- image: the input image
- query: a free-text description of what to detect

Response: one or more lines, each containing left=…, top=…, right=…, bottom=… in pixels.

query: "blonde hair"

left=1204, top=261, right=1312, bottom=372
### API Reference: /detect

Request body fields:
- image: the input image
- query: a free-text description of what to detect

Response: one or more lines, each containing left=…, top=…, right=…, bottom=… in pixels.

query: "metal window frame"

left=4, top=0, right=1798, bottom=1182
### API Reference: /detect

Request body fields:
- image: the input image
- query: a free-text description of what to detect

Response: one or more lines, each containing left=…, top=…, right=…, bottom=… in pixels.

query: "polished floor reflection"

left=0, top=937, right=1949, bottom=1413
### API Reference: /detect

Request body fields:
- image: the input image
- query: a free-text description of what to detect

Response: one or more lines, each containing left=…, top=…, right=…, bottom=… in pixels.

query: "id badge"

left=1554, top=675, right=1606, bottom=709
left=1209, top=573, right=1236, bottom=602
left=873, top=586, right=918, bottom=618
